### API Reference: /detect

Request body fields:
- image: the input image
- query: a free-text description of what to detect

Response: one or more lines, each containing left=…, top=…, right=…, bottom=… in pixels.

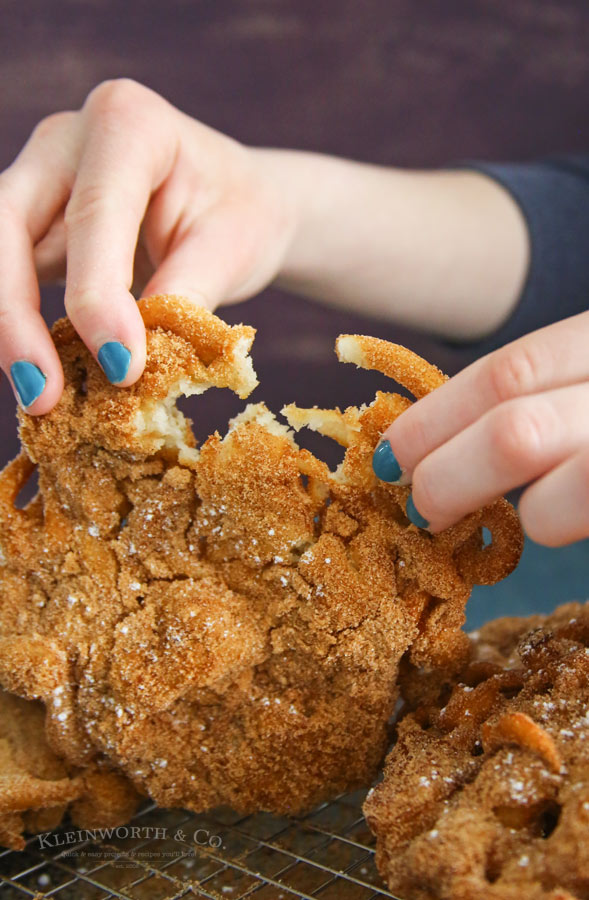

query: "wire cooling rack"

left=0, top=789, right=401, bottom=900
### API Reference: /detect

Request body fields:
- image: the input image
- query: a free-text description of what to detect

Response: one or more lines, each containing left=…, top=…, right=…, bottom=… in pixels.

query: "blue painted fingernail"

left=97, top=342, right=131, bottom=384
left=372, top=439, right=402, bottom=482
left=10, top=361, right=47, bottom=408
left=406, top=494, right=429, bottom=529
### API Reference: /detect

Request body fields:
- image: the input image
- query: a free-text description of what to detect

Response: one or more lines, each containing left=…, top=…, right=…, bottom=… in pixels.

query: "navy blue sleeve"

left=449, top=156, right=589, bottom=356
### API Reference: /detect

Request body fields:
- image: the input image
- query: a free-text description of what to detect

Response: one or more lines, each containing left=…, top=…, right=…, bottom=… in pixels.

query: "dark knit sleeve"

left=450, top=155, right=589, bottom=356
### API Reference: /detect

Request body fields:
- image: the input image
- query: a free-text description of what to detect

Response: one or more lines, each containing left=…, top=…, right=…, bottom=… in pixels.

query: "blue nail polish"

left=10, top=361, right=46, bottom=408
left=406, top=494, right=429, bottom=529
left=372, top=439, right=402, bottom=483
left=98, top=342, right=131, bottom=384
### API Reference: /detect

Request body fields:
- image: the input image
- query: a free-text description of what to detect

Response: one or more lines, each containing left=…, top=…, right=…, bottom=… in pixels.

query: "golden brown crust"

left=0, top=296, right=522, bottom=846
left=335, top=334, right=448, bottom=398
left=443, top=499, right=525, bottom=586
left=364, top=602, right=589, bottom=900
left=18, top=294, right=258, bottom=461
left=0, top=690, right=139, bottom=850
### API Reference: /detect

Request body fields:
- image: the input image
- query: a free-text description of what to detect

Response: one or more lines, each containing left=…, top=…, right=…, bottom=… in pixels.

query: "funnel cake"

left=0, top=295, right=522, bottom=847
left=364, top=601, right=589, bottom=900
left=0, top=689, right=139, bottom=850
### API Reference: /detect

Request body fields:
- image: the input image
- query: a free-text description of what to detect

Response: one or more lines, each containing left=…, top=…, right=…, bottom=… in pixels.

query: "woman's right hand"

left=0, top=79, right=298, bottom=413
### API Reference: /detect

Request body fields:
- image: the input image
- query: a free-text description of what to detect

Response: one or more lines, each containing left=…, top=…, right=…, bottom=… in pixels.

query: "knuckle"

left=0, top=181, right=18, bottom=221
left=64, top=183, right=117, bottom=230
left=0, top=303, right=12, bottom=328
left=519, top=448, right=589, bottom=547
left=30, top=110, right=75, bottom=143
left=64, top=288, right=102, bottom=322
left=412, top=463, right=440, bottom=522
left=84, top=78, right=150, bottom=122
left=486, top=343, right=542, bottom=405
left=397, top=413, right=429, bottom=461
left=488, top=400, right=548, bottom=469
left=0, top=305, right=17, bottom=345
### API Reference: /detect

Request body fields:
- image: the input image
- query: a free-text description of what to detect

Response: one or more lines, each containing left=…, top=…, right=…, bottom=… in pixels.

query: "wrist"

left=250, top=148, right=344, bottom=290
left=249, top=148, right=313, bottom=279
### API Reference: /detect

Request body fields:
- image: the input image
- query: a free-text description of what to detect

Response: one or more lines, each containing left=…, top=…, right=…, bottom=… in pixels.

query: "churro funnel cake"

left=0, top=689, right=138, bottom=850
left=0, top=295, right=522, bottom=850
left=364, top=601, right=589, bottom=900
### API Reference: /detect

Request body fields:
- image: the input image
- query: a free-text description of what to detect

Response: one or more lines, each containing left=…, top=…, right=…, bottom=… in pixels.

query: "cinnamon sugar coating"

left=364, top=602, right=589, bottom=900
left=0, top=690, right=139, bottom=850
left=0, top=295, right=521, bottom=848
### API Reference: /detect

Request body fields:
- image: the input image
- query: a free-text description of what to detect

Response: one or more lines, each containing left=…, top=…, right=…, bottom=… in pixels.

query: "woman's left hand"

left=373, top=310, right=589, bottom=547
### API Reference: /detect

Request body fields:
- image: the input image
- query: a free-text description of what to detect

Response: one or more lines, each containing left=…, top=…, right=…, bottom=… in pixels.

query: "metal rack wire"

left=0, top=788, right=401, bottom=899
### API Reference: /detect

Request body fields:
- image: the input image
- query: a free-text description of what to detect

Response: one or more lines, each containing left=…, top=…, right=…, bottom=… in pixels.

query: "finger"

left=141, top=214, right=239, bottom=311
left=407, top=382, right=589, bottom=532
left=64, top=80, right=179, bottom=385
left=138, top=157, right=223, bottom=311
left=519, top=448, right=589, bottom=547
left=141, top=237, right=219, bottom=310
left=2, top=112, right=79, bottom=237
left=379, top=310, right=589, bottom=479
left=0, top=222, right=64, bottom=412
left=34, top=213, right=66, bottom=283
left=0, top=113, right=80, bottom=413
left=129, top=232, right=154, bottom=299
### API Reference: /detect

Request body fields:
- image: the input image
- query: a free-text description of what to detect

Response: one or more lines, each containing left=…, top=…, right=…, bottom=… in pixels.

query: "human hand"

left=0, top=79, right=297, bottom=413
left=372, top=312, right=589, bottom=547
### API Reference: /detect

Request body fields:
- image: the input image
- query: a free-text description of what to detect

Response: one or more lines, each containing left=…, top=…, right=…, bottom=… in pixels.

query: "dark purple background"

left=1, top=0, right=588, bottom=469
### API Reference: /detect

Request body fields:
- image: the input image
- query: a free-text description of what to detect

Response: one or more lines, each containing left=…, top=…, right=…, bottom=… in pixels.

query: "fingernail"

left=372, top=439, right=402, bottom=482
left=406, top=493, right=429, bottom=529
left=97, top=342, right=131, bottom=384
left=10, top=361, right=47, bottom=408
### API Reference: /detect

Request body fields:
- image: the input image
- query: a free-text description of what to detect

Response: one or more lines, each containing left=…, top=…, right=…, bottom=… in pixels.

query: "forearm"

left=258, top=149, right=530, bottom=341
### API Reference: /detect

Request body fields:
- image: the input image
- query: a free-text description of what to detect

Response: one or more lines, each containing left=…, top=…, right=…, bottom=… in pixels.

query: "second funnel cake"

left=365, top=602, right=589, bottom=900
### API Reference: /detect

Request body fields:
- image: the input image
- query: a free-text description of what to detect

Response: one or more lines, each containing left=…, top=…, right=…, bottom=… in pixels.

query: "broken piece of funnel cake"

left=0, top=689, right=138, bottom=850
left=364, top=601, right=589, bottom=900
left=0, top=294, right=521, bottom=848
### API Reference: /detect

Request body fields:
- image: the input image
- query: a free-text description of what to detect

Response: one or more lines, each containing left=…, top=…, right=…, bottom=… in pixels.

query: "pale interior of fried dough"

left=282, top=403, right=361, bottom=448
left=281, top=403, right=367, bottom=486
left=220, top=334, right=259, bottom=399
left=134, top=380, right=206, bottom=459
left=335, top=335, right=367, bottom=368
left=133, top=336, right=258, bottom=461
left=227, top=403, right=298, bottom=448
